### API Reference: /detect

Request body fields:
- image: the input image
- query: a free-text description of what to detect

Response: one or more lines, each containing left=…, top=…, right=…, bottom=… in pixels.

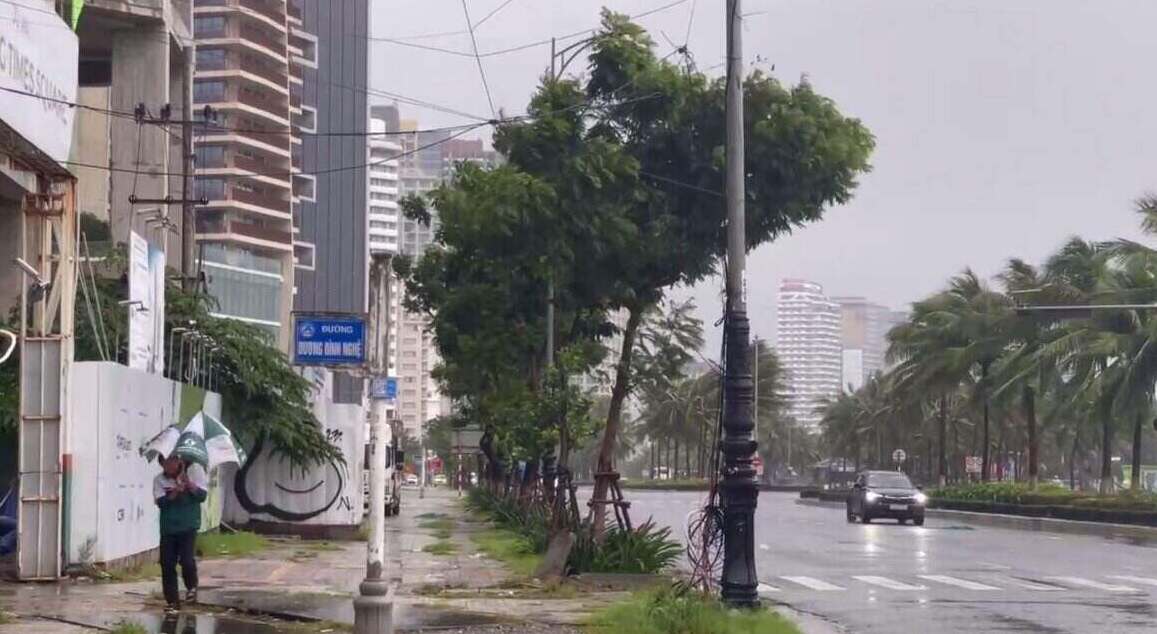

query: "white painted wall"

left=223, top=368, right=366, bottom=526
left=68, top=362, right=223, bottom=565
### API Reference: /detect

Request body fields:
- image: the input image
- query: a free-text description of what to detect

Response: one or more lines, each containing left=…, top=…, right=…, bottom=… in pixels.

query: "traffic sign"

left=371, top=376, right=397, bottom=400
left=292, top=313, right=367, bottom=366
left=892, top=449, right=907, bottom=464
left=965, top=456, right=982, bottom=474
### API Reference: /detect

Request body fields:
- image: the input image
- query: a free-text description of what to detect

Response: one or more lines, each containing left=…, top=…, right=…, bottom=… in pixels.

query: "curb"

left=795, top=498, right=1157, bottom=539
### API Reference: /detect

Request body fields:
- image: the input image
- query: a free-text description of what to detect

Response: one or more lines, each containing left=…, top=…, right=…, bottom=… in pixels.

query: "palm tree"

left=1037, top=237, right=1121, bottom=493
left=888, top=270, right=1012, bottom=485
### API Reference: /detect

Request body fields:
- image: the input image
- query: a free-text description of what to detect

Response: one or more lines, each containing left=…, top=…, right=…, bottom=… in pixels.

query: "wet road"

left=621, top=489, right=1157, bottom=633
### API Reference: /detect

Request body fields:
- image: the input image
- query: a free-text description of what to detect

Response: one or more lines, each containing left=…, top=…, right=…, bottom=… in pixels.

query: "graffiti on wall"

left=233, top=431, right=353, bottom=522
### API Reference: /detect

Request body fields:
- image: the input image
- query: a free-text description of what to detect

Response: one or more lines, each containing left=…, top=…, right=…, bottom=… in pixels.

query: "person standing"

left=154, top=454, right=207, bottom=611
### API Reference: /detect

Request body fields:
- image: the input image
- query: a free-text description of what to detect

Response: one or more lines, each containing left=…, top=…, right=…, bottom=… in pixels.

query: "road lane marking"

left=853, top=576, right=926, bottom=591
left=996, top=576, right=1066, bottom=591
left=780, top=576, right=845, bottom=591
left=1107, top=575, right=1157, bottom=588
left=757, top=582, right=780, bottom=594
left=918, top=575, right=1000, bottom=591
left=1049, top=577, right=1140, bottom=592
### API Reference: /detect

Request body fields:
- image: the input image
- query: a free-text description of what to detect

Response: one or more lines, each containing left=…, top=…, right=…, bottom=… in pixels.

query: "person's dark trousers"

left=159, top=530, right=198, bottom=605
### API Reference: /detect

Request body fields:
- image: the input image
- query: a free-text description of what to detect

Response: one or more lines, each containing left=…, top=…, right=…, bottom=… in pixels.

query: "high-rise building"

left=775, top=279, right=843, bottom=429
left=367, top=106, right=401, bottom=393
left=192, top=0, right=312, bottom=347
left=833, top=297, right=896, bottom=391
left=576, top=309, right=629, bottom=399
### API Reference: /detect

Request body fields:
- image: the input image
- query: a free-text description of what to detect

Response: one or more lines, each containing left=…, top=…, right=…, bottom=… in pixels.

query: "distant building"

left=576, top=309, right=629, bottom=399
left=833, top=297, right=896, bottom=391
left=776, top=280, right=843, bottom=429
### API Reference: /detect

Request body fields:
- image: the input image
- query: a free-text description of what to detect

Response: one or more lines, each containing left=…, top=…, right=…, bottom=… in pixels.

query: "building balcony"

left=196, top=217, right=293, bottom=250
left=239, top=23, right=286, bottom=56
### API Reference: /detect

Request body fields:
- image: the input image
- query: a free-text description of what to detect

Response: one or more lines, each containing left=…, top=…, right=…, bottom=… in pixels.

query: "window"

left=370, top=178, right=395, bottom=188
left=369, top=220, right=397, bottom=230
left=194, top=16, right=226, bottom=37
left=195, top=145, right=226, bottom=168
left=193, top=80, right=226, bottom=103
left=196, top=48, right=226, bottom=70
left=294, top=242, right=315, bottom=270
left=194, top=177, right=226, bottom=200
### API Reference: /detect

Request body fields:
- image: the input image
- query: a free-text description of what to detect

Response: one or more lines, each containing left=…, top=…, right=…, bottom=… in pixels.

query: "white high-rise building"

left=833, top=297, right=896, bottom=391
left=366, top=113, right=401, bottom=386
left=776, top=279, right=843, bottom=429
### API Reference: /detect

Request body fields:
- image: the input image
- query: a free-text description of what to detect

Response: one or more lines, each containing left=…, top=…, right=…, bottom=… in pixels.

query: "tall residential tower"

left=775, top=279, right=843, bottom=429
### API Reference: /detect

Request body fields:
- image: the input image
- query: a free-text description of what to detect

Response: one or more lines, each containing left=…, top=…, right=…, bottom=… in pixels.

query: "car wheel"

left=913, top=516, right=925, bottom=527
left=846, top=508, right=855, bottom=523
left=861, top=515, right=871, bottom=524
left=898, top=517, right=908, bottom=525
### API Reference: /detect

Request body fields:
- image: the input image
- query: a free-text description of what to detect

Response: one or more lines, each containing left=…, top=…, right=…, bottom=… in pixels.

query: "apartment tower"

left=775, top=279, right=843, bottom=429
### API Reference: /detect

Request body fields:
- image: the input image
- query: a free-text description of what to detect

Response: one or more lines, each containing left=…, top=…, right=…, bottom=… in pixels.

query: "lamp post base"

left=354, top=578, right=393, bottom=634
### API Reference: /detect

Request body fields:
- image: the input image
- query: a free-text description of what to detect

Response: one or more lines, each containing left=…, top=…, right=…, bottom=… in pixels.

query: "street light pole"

left=720, top=0, right=759, bottom=609
left=355, top=254, right=394, bottom=634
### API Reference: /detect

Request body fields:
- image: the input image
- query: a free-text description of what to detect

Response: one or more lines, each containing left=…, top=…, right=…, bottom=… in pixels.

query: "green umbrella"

left=141, top=412, right=245, bottom=470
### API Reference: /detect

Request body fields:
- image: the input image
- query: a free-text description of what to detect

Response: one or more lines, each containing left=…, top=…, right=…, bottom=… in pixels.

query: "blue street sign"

left=371, top=377, right=397, bottom=400
left=292, top=313, right=367, bottom=366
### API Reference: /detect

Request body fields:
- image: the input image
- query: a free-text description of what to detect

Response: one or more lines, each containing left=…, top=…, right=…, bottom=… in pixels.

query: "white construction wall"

left=68, top=362, right=223, bottom=565
left=223, top=367, right=365, bottom=527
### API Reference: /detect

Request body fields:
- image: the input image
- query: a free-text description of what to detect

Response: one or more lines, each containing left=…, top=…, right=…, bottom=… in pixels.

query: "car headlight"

left=914, top=492, right=928, bottom=504
left=865, top=491, right=881, bottom=502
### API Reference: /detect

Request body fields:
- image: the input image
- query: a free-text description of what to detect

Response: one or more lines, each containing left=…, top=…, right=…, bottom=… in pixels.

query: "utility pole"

left=181, top=52, right=195, bottom=288
left=719, top=0, right=760, bottom=609
left=354, top=255, right=393, bottom=634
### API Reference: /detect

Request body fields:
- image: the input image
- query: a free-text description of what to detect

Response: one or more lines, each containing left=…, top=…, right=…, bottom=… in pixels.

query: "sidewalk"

left=0, top=487, right=602, bottom=633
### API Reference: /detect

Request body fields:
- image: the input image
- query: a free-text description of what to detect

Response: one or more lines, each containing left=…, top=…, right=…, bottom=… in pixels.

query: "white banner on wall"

left=128, top=232, right=152, bottom=371
left=0, top=0, right=79, bottom=164
left=128, top=231, right=166, bottom=374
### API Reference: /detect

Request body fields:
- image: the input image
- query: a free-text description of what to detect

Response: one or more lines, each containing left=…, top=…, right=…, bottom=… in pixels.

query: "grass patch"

left=620, top=479, right=710, bottom=491
left=420, top=518, right=456, bottom=531
left=102, top=562, right=161, bottom=582
left=416, top=512, right=448, bottom=520
left=430, top=528, right=453, bottom=540
left=109, top=621, right=148, bottom=634
left=470, top=527, right=542, bottom=577
left=0, top=610, right=14, bottom=625
left=585, top=587, right=800, bottom=634
left=303, top=541, right=344, bottom=552
left=197, top=531, right=268, bottom=559
left=422, top=540, right=459, bottom=556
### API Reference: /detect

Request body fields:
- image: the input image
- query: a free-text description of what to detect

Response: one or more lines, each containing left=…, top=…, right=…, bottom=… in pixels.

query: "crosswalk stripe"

left=918, top=575, right=999, bottom=591
left=757, top=582, right=780, bottom=594
left=1107, top=575, right=1157, bottom=588
left=853, top=575, right=926, bottom=591
left=1049, top=577, right=1139, bottom=592
left=781, top=576, right=845, bottom=591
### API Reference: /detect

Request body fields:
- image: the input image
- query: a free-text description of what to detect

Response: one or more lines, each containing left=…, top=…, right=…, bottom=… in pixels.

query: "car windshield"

left=867, top=473, right=913, bottom=489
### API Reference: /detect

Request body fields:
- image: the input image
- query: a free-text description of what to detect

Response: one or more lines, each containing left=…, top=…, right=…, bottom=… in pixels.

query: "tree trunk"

left=590, top=304, right=643, bottom=535
left=1069, top=426, right=1080, bottom=490
left=938, top=394, right=948, bottom=487
left=981, top=363, right=991, bottom=482
left=1025, top=385, right=1038, bottom=488
left=650, top=441, right=656, bottom=480
left=1131, top=413, right=1143, bottom=490
left=685, top=434, right=692, bottom=479
left=1100, top=417, right=1114, bottom=495
left=673, top=437, right=680, bottom=480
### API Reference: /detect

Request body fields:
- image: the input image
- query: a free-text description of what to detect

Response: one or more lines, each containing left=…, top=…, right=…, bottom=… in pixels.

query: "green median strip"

left=470, top=527, right=542, bottom=578
left=585, top=587, right=801, bottom=634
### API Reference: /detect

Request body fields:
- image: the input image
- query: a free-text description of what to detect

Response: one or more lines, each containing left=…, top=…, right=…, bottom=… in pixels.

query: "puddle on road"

left=94, top=613, right=314, bottom=634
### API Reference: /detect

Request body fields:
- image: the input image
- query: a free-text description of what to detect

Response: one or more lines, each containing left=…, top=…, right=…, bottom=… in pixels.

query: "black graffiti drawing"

left=235, top=431, right=348, bottom=522
left=338, top=496, right=353, bottom=511
left=325, top=428, right=344, bottom=444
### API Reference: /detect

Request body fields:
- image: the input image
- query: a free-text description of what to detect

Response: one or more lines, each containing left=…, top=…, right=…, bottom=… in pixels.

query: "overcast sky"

left=370, top=0, right=1157, bottom=351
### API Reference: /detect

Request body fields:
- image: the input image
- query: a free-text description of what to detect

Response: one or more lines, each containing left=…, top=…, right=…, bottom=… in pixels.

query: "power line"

left=367, top=0, right=691, bottom=60
left=639, top=171, right=723, bottom=198
left=461, top=0, right=497, bottom=119
left=472, top=0, right=518, bottom=29
left=0, top=85, right=486, bottom=137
